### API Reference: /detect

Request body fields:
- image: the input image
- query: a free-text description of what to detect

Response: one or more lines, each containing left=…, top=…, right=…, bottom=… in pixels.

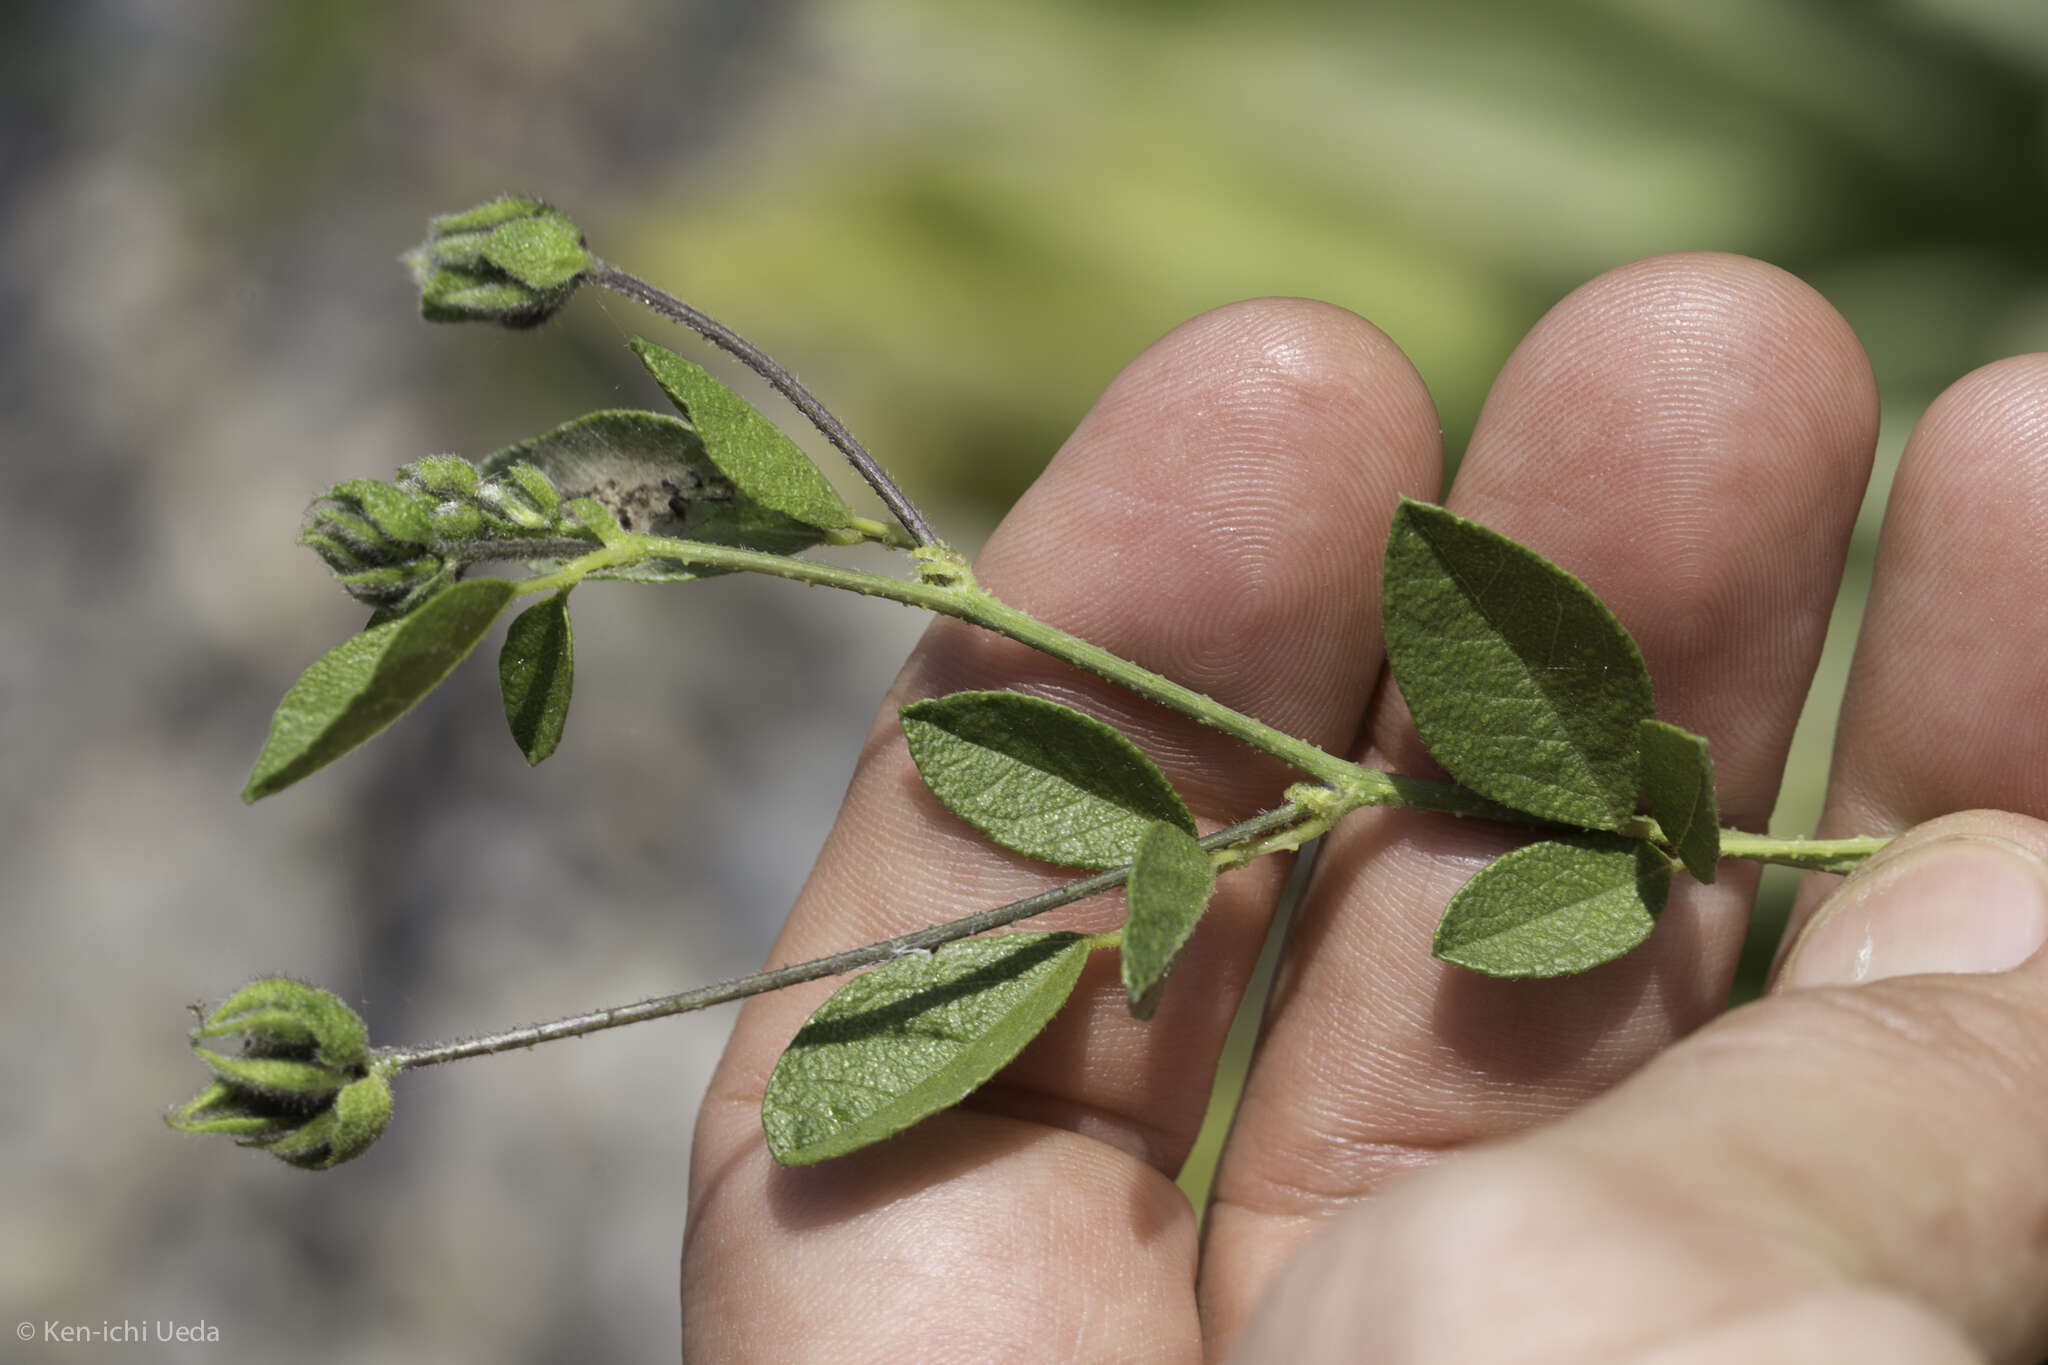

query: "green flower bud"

left=431, top=504, right=483, bottom=540
left=168, top=980, right=393, bottom=1171
left=399, top=455, right=482, bottom=500
left=194, top=977, right=369, bottom=1067
left=255, top=1071, right=394, bottom=1171
left=300, top=479, right=450, bottom=610
left=475, top=465, right=564, bottom=531
left=404, top=197, right=593, bottom=329
left=332, top=479, right=435, bottom=546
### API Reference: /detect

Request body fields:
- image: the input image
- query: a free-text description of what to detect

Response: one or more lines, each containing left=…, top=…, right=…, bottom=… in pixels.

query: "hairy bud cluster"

left=300, top=458, right=583, bottom=616
left=167, top=980, right=393, bottom=1171
left=403, top=197, right=592, bottom=329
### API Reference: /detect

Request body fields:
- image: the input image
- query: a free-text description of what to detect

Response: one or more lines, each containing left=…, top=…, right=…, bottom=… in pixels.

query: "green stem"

left=1716, top=832, right=1886, bottom=875
left=497, top=532, right=1892, bottom=877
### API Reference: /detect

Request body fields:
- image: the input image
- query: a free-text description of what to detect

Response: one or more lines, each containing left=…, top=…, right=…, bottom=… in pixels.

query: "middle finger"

left=1202, top=253, right=1880, bottom=1342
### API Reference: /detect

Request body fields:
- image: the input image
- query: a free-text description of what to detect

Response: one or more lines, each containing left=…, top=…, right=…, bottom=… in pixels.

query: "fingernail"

left=1781, top=837, right=2048, bottom=990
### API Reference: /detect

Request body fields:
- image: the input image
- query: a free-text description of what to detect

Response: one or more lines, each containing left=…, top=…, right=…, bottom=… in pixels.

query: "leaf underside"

left=1638, top=718, right=1719, bottom=883
left=1383, top=499, right=1655, bottom=829
left=762, top=932, right=1093, bottom=1165
left=243, top=577, right=518, bottom=801
left=1433, top=835, right=1673, bottom=978
left=900, top=690, right=1195, bottom=869
left=1121, top=822, right=1218, bottom=1019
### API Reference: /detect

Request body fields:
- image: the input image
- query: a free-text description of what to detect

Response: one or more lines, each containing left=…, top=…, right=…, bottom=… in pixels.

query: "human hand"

left=684, top=254, right=2048, bottom=1362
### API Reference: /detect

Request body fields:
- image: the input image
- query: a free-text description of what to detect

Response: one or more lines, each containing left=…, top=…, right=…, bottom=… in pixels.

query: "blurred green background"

left=6, top=1, right=2046, bottom=1359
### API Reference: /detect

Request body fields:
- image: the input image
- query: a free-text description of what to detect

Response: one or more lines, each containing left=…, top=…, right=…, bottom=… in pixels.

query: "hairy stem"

left=589, top=263, right=940, bottom=548
left=1716, top=832, right=1887, bottom=875
left=386, top=803, right=1306, bottom=1070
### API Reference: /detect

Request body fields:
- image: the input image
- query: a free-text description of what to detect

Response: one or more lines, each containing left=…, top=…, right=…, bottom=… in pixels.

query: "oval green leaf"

left=499, top=592, right=574, bottom=765
left=1638, top=718, right=1719, bottom=883
left=1432, top=835, right=1673, bottom=978
left=1121, top=822, right=1217, bottom=1019
left=900, top=690, right=1195, bottom=869
left=762, top=932, right=1092, bottom=1166
left=243, top=577, right=518, bottom=801
left=631, top=338, right=851, bottom=532
left=479, top=410, right=829, bottom=569
left=1383, top=499, right=1655, bottom=829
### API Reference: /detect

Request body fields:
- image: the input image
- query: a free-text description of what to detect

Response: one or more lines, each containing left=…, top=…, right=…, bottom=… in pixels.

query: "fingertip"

left=1774, top=811, right=2048, bottom=991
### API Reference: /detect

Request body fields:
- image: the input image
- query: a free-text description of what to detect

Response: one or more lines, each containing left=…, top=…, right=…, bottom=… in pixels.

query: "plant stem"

left=1716, top=832, right=1887, bottom=875
left=385, top=803, right=1306, bottom=1071
left=505, top=534, right=1893, bottom=878
left=589, top=263, right=940, bottom=548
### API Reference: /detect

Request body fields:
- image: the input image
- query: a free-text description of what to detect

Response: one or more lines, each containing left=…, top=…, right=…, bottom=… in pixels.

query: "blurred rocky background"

left=4, top=1, right=2046, bottom=1359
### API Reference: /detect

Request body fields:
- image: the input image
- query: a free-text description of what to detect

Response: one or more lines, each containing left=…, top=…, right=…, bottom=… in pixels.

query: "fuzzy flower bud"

left=403, top=197, right=593, bottom=329
left=300, top=478, right=447, bottom=613
left=167, top=979, right=393, bottom=1171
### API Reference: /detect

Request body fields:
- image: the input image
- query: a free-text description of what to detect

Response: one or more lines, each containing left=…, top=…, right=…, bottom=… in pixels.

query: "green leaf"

left=478, top=410, right=830, bottom=571
left=630, top=338, right=851, bottom=531
left=900, top=690, right=1195, bottom=869
left=1638, top=719, right=1719, bottom=883
left=1121, top=823, right=1217, bottom=1019
left=1383, top=499, right=1655, bottom=829
left=499, top=593, right=574, bottom=765
left=762, top=932, right=1092, bottom=1166
left=243, top=577, right=519, bottom=801
left=1432, top=835, right=1673, bottom=978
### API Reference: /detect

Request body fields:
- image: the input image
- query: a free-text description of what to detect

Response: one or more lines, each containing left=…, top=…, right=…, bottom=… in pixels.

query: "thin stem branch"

left=1716, top=832, right=1887, bottom=875
left=385, top=802, right=1307, bottom=1071
left=589, top=263, right=940, bottom=548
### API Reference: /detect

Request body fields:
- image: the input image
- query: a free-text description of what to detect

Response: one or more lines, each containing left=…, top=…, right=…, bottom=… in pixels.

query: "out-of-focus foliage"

left=622, top=0, right=2048, bottom=516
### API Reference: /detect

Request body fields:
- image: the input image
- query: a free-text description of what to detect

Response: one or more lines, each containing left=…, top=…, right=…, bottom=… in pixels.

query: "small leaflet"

left=499, top=592, right=575, bottom=766
left=762, top=932, right=1093, bottom=1165
left=1383, top=499, right=1655, bottom=830
left=1637, top=718, right=1719, bottom=883
left=1121, top=823, right=1218, bottom=1019
left=1432, top=835, right=1673, bottom=978
left=243, top=577, right=518, bottom=801
left=899, top=690, right=1195, bottom=869
left=630, top=338, right=851, bottom=533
